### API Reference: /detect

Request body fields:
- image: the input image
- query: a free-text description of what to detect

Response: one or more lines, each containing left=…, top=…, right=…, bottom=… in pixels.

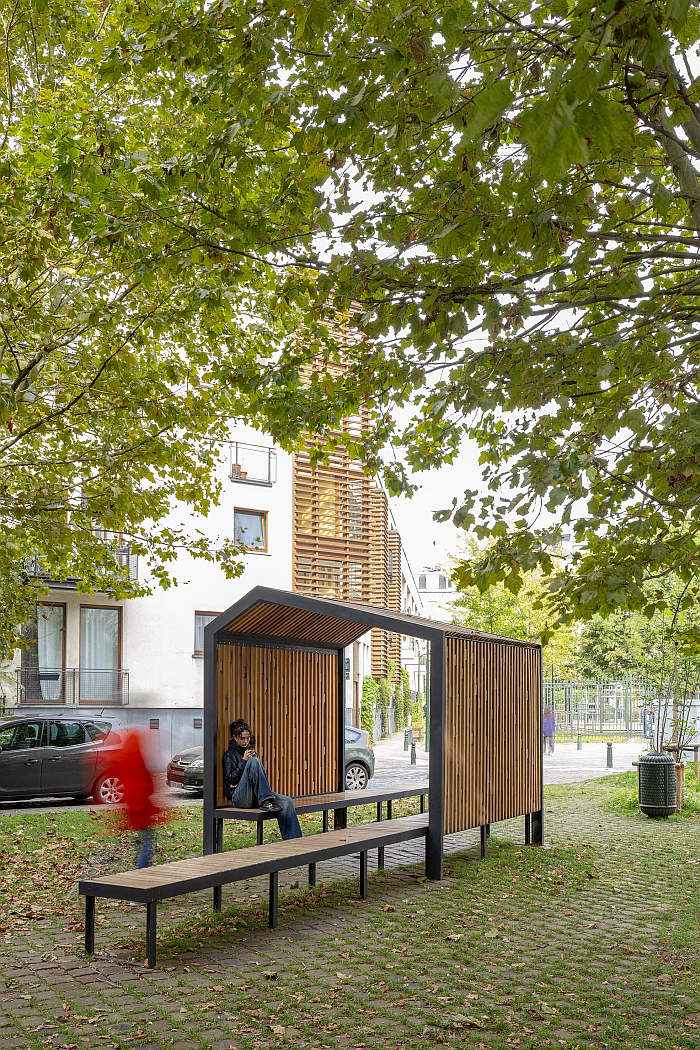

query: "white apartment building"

left=4, top=423, right=425, bottom=760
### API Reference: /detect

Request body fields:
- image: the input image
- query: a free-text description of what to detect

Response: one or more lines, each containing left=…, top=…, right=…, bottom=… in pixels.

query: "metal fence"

left=542, top=677, right=657, bottom=739
left=15, top=668, right=129, bottom=706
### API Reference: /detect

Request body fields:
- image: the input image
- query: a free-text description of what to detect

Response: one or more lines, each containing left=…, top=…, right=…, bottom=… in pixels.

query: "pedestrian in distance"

left=543, top=704, right=556, bottom=756
left=222, top=719, right=302, bottom=840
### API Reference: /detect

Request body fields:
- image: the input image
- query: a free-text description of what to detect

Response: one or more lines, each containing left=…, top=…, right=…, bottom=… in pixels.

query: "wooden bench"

left=79, top=813, right=429, bottom=967
left=213, top=782, right=429, bottom=853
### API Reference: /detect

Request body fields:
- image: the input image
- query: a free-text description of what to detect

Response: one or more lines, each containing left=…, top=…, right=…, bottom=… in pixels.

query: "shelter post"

left=203, top=624, right=217, bottom=856
left=335, top=646, right=347, bottom=829
left=426, top=634, right=445, bottom=880
left=531, top=647, right=545, bottom=845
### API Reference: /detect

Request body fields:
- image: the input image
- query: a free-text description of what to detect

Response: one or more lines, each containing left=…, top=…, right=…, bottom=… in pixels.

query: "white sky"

left=388, top=435, right=483, bottom=578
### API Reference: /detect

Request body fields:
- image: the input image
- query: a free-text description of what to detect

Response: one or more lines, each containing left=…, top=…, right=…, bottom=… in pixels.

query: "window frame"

left=233, top=507, right=269, bottom=552
left=193, top=611, right=220, bottom=657
left=79, top=604, right=123, bottom=670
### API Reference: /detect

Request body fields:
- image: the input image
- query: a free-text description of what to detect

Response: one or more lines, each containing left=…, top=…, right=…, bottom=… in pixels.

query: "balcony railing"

left=15, top=668, right=129, bottom=706
left=25, top=533, right=138, bottom=589
left=229, top=441, right=277, bottom=486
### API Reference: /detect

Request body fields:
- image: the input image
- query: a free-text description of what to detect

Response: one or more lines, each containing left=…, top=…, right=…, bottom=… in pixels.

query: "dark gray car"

left=0, top=715, right=119, bottom=803
left=167, top=725, right=375, bottom=793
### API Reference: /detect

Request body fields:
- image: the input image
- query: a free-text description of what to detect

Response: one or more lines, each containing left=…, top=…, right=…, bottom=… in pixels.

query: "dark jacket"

left=222, top=735, right=256, bottom=800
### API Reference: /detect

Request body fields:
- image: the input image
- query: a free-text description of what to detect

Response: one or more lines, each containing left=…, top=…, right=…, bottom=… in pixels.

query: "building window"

left=194, top=612, right=219, bottom=656
left=80, top=606, right=121, bottom=703
left=418, top=574, right=426, bottom=589
left=21, top=603, right=66, bottom=702
left=438, top=575, right=447, bottom=589
left=234, top=508, right=268, bottom=550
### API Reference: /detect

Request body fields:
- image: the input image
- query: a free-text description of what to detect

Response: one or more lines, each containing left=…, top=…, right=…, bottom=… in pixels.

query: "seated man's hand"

left=243, top=748, right=256, bottom=761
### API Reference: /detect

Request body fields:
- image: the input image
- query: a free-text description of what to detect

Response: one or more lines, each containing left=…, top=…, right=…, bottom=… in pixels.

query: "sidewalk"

left=370, top=730, right=646, bottom=786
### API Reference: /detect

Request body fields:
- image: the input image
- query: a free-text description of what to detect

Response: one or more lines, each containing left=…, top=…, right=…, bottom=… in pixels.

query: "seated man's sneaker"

left=260, top=797, right=283, bottom=814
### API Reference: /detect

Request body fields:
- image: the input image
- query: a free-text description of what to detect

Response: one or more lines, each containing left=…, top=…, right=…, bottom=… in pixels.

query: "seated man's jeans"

left=229, top=757, right=302, bottom=840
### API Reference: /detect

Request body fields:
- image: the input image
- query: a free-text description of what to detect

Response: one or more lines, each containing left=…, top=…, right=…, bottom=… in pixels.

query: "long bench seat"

left=79, top=813, right=429, bottom=967
left=213, top=781, right=428, bottom=849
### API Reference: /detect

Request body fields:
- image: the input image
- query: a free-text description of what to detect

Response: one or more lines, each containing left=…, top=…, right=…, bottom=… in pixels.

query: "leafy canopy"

left=246, top=0, right=700, bottom=629
left=0, top=0, right=366, bottom=658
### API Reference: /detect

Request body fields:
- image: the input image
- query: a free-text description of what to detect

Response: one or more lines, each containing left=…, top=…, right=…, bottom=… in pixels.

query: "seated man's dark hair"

left=230, top=718, right=252, bottom=741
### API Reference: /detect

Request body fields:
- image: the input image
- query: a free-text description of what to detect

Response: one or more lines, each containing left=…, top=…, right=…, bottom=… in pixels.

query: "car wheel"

left=93, top=773, right=125, bottom=805
left=345, top=763, right=369, bottom=790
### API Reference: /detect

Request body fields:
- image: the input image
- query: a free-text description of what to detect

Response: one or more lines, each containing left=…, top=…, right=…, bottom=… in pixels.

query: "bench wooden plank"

left=80, top=814, right=428, bottom=902
left=213, top=782, right=429, bottom=822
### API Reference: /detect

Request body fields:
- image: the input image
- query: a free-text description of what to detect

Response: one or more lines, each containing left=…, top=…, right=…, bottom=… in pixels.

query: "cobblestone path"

left=1, top=778, right=699, bottom=1049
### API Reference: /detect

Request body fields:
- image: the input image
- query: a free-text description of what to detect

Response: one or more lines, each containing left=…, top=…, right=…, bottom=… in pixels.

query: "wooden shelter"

left=203, top=587, right=543, bottom=878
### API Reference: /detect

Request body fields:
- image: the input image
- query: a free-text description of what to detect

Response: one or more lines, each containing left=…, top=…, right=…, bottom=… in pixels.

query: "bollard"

left=410, top=741, right=417, bottom=765
left=607, top=741, right=613, bottom=769
left=404, top=728, right=411, bottom=751
left=577, top=733, right=582, bottom=751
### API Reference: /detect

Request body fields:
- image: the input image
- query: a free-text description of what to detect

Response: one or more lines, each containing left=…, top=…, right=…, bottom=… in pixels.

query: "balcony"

left=228, top=441, right=277, bottom=486
left=15, top=668, right=129, bottom=706
left=25, top=532, right=138, bottom=590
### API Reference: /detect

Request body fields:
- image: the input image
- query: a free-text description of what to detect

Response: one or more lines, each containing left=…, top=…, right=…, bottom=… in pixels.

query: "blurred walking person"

left=108, top=728, right=162, bottom=867
left=543, top=704, right=556, bottom=756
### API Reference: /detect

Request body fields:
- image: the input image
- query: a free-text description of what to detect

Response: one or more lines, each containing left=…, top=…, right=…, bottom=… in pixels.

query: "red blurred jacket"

left=108, top=728, right=160, bottom=831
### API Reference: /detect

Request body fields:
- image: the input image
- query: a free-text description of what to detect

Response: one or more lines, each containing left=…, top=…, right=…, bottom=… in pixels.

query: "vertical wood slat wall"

left=386, top=531, right=402, bottom=678
left=216, top=643, right=338, bottom=806
left=444, top=638, right=541, bottom=834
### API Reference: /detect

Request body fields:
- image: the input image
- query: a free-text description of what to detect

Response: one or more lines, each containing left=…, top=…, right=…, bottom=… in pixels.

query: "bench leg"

left=322, top=811, right=329, bottom=833
left=146, top=902, right=157, bottom=969
left=480, top=824, right=488, bottom=859
left=376, top=801, right=383, bottom=822
left=377, top=846, right=385, bottom=869
left=524, top=813, right=531, bottom=845
left=215, top=819, right=223, bottom=854
left=334, top=808, right=347, bottom=830
left=420, top=793, right=425, bottom=813
left=85, top=896, right=95, bottom=956
left=257, top=821, right=264, bottom=846
left=387, top=800, right=393, bottom=820
left=213, top=885, right=222, bottom=913
left=269, top=872, right=278, bottom=928
left=359, top=851, right=368, bottom=899
left=531, top=809, right=543, bottom=846
left=308, top=863, right=316, bottom=888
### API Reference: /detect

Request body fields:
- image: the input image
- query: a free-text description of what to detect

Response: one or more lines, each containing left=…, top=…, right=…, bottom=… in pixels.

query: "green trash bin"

left=638, top=752, right=676, bottom=818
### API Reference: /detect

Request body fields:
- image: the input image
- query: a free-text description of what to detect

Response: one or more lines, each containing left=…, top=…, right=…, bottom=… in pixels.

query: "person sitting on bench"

left=222, top=719, right=302, bottom=840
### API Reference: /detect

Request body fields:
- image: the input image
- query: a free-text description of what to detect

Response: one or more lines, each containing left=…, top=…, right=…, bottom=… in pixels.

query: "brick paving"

left=1, top=779, right=699, bottom=1049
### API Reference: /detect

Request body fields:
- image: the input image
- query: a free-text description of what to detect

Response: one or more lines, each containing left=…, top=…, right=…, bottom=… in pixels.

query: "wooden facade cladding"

left=443, top=637, right=541, bottom=835
left=215, top=643, right=338, bottom=806
left=387, top=531, right=402, bottom=678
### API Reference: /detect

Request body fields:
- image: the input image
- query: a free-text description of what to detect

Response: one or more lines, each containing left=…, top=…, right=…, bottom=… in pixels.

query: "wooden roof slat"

left=215, top=588, right=540, bottom=650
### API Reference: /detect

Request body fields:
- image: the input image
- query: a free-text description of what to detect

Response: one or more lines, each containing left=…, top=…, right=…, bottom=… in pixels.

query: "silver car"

left=167, top=725, right=375, bottom=793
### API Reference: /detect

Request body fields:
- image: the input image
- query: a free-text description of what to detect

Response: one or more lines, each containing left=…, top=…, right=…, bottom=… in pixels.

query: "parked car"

left=0, top=715, right=125, bottom=804
left=167, top=725, right=375, bottom=794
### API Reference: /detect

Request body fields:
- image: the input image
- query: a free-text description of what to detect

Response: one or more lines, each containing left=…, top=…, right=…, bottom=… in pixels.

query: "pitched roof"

left=206, top=587, right=540, bottom=650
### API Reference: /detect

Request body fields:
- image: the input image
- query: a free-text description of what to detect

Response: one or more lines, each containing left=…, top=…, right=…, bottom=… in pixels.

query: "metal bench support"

left=480, top=824, right=488, bottom=859
left=215, top=819, right=223, bottom=853
left=213, top=885, right=222, bottom=912
left=85, top=896, right=95, bottom=956
left=257, top=821, right=264, bottom=846
left=269, top=872, right=279, bottom=928
left=308, top=863, right=316, bottom=887
left=359, top=851, right=368, bottom=899
left=524, top=813, right=531, bottom=845
left=531, top=809, right=543, bottom=845
left=420, top=794, right=425, bottom=814
left=146, top=902, right=157, bottom=969
left=377, top=801, right=384, bottom=869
